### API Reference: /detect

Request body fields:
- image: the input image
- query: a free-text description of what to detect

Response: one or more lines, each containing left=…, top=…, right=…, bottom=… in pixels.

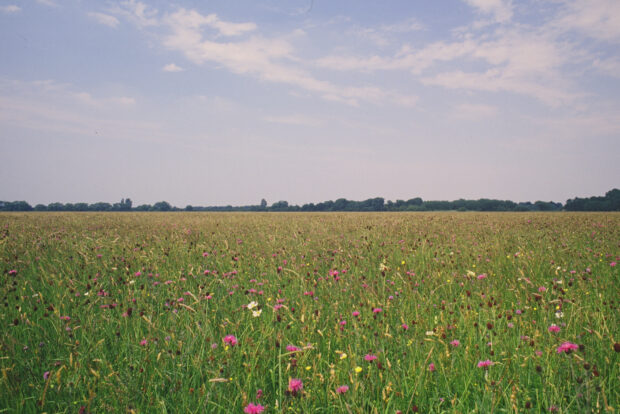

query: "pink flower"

left=59, top=315, right=71, bottom=321
left=610, top=262, right=616, bottom=267
left=477, top=274, right=487, bottom=280
left=477, top=360, right=493, bottom=369
left=538, top=286, right=547, bottom=292
left=401, top=323, right=409, bottom=330
left=243, top=403, right=265, bottom=414
left=352, top=311, right=360, bottom=317
left=336, top=385, right=349, bottom=394
left=223, top=335, right=238, bottom=346
left=134, top=271, right=141, bottom=277
left=548, top=324, right=561, bottom=333
left=43, top=371, right=50, bottom=380
left=428, top=362, right=436, bottom=372
left=556, top=342, right=579, bottom=354
left=372, top=308, right=383, bottom=314
left=288, top=378, right=303, bottom=394
left=140, top=339, right=148, bottom=346
left=450, top=340, right=460, bottom=347
left=364, top=354, right=378, bottom=362
left=286, top=345, right=301, bottom=352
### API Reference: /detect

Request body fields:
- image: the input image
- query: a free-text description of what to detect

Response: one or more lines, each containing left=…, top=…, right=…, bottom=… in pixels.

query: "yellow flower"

left=355, top=366, right=363, bottom=373
left=340, top=353, right=347, bottom=360
left=305, top=366, right=311, bottom=371
left=401, top=260, right=406, bottom=265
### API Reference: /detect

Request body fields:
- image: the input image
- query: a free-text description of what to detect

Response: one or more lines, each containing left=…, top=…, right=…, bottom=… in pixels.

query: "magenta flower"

left=223, top=335, right=238, bottom=346
left=288, top=378, right=303, bottom=395
left=372, top=308, right=383, bottom=314
left=611, top=262, right=616, bottom=267
left=286, top=345, right=301, bottom=352
left=477, top=360, right=493, bottom=369
left=556, top=342, right=579, bottom=354
left=401, top=323, right=409, bottom=330
left=450, top=340, right=460, bottom=347
left=43, top=371, right=50, bottom=380
left=538, top=286, right=547, bottom=292
left=364, top=354, right=378, bottom=362
left=352, top=311, right=360, bottom=317
left=140, top=339, right=148, bottom=346
left=243, top=403, right=265, bottom=414
left=548, top=324, right=561, bottom=333
left=428, top=362, right=436, bottom=372
left=336, top=385, right=349, bottom=394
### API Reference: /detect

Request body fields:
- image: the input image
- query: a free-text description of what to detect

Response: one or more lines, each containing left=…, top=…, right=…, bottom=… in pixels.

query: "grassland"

left=0, top=212, right=618, bottom=413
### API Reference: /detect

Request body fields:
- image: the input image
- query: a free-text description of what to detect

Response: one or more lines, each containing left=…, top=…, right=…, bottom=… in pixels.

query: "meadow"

left=0, top=212, right=618, bottom=413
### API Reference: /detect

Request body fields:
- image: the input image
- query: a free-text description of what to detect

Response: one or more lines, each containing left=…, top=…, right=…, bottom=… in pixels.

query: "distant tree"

left=260, top=199, right=267, bottom=209
left=91, top=202, right=112, bottom=211
left=47, top=202, right=65, bottom=211
left=135, top=204, right=151, bottom=211
left=152, top=201, right=172, bottom=211
left=34, top=204, right=47, bottom=211
left=0, top=201, right=33, bottom=211
left=73, top=203, right=89, bottom=211
left=120, top=198, right=133, bottom=211
left=185, top=205, right=194, bottom=211
left=270, top=200, right=289, bottom=211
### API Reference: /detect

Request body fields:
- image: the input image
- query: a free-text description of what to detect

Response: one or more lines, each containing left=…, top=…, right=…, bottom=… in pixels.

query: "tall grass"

left=0, top=212, right=618, bottom=413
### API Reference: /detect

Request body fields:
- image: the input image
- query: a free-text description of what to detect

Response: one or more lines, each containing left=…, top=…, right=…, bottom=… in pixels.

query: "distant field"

left=1, top=212, right=618, bottom=413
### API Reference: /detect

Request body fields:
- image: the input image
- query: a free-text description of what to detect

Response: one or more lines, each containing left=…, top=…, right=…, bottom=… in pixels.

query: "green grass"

left=0, top=212, right=618, bottom=413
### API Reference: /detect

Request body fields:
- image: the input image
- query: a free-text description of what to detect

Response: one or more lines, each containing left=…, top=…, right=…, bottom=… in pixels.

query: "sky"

left=1, top=0, right=619, bottom=207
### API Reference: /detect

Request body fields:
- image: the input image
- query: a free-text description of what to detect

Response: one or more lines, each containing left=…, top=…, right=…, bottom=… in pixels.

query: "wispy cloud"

left=162, top=63, right=184, bottom=72
left=462, top=0, right=513, bottom=24
left=88, top=12, right=120, bottom=28
left=104, top=5, right=416, bottom=106
left=552, top=0, right=620, bottom=43
left=36, top=0, right=57, bottom=7
left=1, top=5, right=21, bottom=14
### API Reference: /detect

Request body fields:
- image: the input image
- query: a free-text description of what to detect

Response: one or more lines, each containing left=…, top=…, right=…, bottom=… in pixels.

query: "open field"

left=0, top=212, right=618, bottom=413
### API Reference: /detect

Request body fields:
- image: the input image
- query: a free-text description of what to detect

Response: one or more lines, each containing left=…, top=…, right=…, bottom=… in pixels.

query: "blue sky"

left=1, top=0, right=619, bottom=206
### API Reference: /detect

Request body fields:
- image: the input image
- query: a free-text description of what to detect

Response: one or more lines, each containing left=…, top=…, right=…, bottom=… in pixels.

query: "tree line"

left=1, top=189, right=618, bottom=212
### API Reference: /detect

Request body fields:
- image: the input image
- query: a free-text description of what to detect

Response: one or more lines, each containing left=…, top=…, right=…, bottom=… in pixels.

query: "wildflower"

left=59, top=315, right=71, bottom=321
left=43, top=371, right=50, bottom=380
left=339, top=352, right=347, bottom=360
left=450, top=340, right=460, bottom=347
left=538, top=286, right=547, bottom=292
left=373, top=308, right=383, bottom=314
left=247, top=301, right=258, bottom=310
left=252, top=309, right=262, bottom=317
left=140, top=339, right=148, bottom=346
left=223, top=335, right=238, bottom=346
left=352, top=311, right=360, bottom=317
left=556, top=342, right=578, bottom=354
left=428, top=362, right=436, bottom=372
left=477, top=360, right=493, bottom=369
left=611, top=262, right=616, bottom=267
left=244, top=403, right=265, bottom=414
left=354, top=366, right=363, bottom=373
left=548, top=324, right=561, bottom=333
left=402, top=323, right=409, bottom=330
left=288, top=378, right=303, bottom=395
left=477, top=274, right=487, bottom=280
left=336, top=385, right=349, bottom=394
left=364, top=354, right=377, bottom=362
left=256, top=389, right=263, bottom=399
left=286, top=345, right=301, bottom=352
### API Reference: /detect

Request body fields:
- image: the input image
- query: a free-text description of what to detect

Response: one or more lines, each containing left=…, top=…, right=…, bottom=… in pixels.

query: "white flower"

left=252, top=309, right=262, bottom=317
left=555, top=311, right=564, bottom=318
left=247, top=301, right=258, bottom=310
